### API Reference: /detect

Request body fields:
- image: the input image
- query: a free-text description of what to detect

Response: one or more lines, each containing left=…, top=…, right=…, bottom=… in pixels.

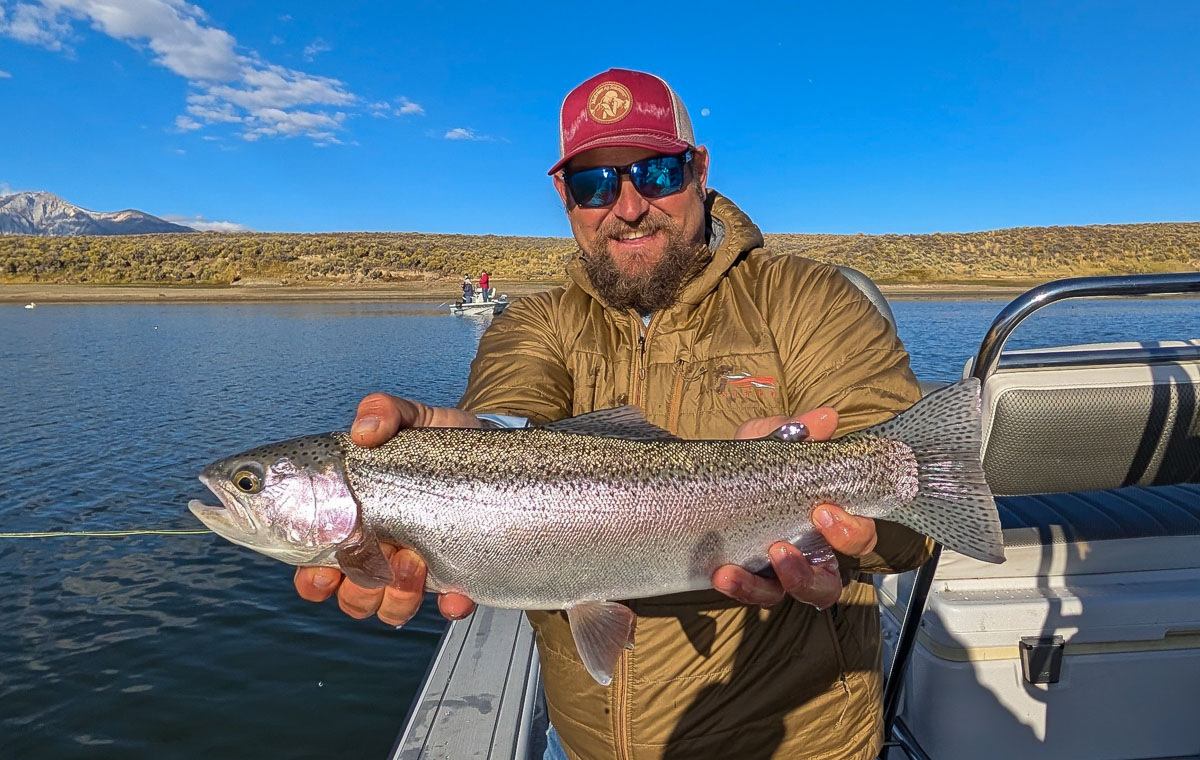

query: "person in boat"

left=294, top=68, right=930, bottom=760
left=480, top=269, right=490, bottom=301
left=462, top=275, right=474, bottom=303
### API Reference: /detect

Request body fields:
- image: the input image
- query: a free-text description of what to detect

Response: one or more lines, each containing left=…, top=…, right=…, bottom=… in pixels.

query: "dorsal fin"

left=541, top=406, right=679, bottom=441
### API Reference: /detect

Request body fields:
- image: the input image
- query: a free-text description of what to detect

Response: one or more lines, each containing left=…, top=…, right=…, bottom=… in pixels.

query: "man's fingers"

left=438, top=593, right=476, bottom=621
left=336, top=578, right=386, bottom=619
left=351, top=393, right=481, bottom=447
left=734, top=407, right=839, bottom=441
left=788, top=407, right=838, bottom=441
left=813, top=504, right=878, bottom=557
left=294, top=565, right=343, bottom=602
left=352, top=393, right=407, bottom=447
left=376, top=548, right=428, bottom=627
left=770, top=542, right=843, bottom=610
left=712, top=564, right=786, bottom=607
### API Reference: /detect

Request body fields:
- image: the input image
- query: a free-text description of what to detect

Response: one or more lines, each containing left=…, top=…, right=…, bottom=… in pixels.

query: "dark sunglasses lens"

left=630, top=155, right=685, bottom=199
left=567, top=167, right=618, bottom=208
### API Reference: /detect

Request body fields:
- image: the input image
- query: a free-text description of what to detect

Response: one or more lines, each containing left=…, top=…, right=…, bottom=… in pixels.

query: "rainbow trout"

left=190, top=378, right=1003, bottom=684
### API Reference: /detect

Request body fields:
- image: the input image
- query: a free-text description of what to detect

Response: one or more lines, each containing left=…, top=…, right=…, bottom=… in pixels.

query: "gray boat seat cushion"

left=973, top=341, right=1200, bottom=496
left=836, top=265, right=896, bottom=330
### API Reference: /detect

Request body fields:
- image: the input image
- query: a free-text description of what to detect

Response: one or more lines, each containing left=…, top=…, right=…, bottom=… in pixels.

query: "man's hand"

left=292, top=393, right=479, bottom=626
left=712, top=406, right=879, bottom=610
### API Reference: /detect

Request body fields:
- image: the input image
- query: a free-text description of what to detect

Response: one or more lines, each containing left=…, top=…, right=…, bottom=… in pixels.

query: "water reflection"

left=0, top=297, right=1196, bottom=759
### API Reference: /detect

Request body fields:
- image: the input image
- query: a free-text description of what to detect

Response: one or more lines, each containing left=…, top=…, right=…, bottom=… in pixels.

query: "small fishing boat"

left=395, top=270, right=1200, bottom=760
left=450, top=290, right=510, bottom=316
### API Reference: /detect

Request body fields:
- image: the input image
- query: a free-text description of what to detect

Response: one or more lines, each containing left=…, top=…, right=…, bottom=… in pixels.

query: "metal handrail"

left=880, top=271, right=1200, bottom=756
left=972, top=272, right=1200, bottom=381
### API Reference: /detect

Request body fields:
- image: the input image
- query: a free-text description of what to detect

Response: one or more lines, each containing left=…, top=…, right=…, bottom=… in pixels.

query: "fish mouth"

left=188, top=472, right=258, bottom=538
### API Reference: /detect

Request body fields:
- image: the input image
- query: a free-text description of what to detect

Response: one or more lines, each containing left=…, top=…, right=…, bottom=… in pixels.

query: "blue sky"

left=1, top=1, right=1197, bottom=235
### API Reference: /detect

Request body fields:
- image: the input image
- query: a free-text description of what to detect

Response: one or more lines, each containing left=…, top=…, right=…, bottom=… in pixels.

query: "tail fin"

left=865, top=378, right=1005, bottom=563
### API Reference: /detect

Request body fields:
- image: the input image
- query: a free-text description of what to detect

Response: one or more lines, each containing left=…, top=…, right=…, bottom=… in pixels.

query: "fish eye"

left=233, top=469, right=263, bottom=493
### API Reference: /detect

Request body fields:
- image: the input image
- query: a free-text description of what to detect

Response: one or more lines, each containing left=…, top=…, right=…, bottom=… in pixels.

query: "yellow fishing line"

left=0, top=529, right=212, bottom=539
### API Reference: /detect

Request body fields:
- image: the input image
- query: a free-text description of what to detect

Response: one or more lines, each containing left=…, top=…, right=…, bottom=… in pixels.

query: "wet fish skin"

left=341, top=428, right=919, bottom=609
left=190, top=378, right=1004, bottom=684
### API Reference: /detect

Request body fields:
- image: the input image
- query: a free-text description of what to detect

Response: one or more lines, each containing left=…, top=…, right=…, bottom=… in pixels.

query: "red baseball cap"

left=548, top=68, right=696, bottom=175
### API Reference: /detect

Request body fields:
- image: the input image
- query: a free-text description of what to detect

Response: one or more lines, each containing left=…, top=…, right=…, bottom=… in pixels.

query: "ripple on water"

left=1, top=298, right=1196, bottom=758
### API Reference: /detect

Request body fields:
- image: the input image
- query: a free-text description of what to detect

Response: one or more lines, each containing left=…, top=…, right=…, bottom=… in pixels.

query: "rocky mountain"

left=0, top=191, right=196, bottom=236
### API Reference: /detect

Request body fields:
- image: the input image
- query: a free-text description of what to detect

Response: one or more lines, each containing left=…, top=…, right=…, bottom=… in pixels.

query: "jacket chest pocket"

left=566, top=352, right=625, bottom=415
left=669, top=354, right=790, bottom=437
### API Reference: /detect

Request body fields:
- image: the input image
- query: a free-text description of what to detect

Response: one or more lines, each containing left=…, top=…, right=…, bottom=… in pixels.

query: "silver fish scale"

left=336, top=428, right=918, bottom=610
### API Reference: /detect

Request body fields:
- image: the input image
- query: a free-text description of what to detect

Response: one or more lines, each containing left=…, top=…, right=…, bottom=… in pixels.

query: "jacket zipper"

left=615, top=311, right=655, bottom=760
left=630, top=313, right=660, bottom=407
left=821, top=608, right=853, bottom=726
left=613, top=649, right=632, bottom=760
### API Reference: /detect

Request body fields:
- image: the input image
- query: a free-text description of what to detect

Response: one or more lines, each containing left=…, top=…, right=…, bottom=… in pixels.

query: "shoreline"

left=2, top=281, right=1034, bottom=304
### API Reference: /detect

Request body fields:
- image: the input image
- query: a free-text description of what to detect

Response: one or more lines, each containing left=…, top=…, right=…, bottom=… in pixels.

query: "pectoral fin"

left=335, top=525, right=395, bottom=588
left=566, top=601, right=637, bottom=686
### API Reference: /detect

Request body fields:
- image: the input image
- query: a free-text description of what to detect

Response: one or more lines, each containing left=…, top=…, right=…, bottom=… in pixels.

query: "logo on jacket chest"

left=714, top=369, right=778, bottom=399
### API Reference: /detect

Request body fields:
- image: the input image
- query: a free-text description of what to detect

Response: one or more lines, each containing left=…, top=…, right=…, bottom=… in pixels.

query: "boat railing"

left=881, top=271, right=1200, bottom=760
left=389, top=605, right=544, bottom=760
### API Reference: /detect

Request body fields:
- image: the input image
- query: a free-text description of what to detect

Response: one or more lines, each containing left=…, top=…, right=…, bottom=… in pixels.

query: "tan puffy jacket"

left=459, top=192, right=931, bottom=760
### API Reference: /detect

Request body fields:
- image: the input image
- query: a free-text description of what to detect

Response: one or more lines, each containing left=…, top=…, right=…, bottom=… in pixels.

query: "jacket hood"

left=565, top=190, right=765, bottom=310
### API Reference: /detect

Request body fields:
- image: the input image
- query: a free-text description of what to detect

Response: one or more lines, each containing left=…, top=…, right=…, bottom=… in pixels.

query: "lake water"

left=1, top=296, right=1196, bottom=759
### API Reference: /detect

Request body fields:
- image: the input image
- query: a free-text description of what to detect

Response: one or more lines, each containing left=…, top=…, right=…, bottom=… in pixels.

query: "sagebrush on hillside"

left=1, top=223, right=1197, bottom=284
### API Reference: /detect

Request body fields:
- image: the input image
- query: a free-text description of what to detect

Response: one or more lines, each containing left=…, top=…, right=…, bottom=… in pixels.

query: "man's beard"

left=581, top=213, right=708, bottom=315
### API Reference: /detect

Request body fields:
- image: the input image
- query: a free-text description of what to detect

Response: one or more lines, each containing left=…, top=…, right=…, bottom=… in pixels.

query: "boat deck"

left=390, top=605, right=546, bottom=760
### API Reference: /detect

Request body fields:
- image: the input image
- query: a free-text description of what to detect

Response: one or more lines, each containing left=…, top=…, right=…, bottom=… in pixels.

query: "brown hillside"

left=1, top=222, right=1197, bottom=285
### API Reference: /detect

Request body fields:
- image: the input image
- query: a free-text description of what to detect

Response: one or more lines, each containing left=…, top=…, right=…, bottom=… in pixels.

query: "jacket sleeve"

left=457, top=291, right=574, bottom=425
left=765, top=259, right=933, bottom=574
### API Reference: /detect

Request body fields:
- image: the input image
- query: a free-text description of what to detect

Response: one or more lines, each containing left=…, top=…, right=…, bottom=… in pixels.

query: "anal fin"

left=566, top=601, right=637, bottom=686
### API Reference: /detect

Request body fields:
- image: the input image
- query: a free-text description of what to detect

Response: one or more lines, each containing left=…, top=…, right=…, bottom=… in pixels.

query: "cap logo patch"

left=587, top=82, right=633, bottom=124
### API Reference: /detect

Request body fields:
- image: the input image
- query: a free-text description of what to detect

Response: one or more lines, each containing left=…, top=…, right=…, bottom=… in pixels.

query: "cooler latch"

left=1019, top=636, right=1064, bottom=684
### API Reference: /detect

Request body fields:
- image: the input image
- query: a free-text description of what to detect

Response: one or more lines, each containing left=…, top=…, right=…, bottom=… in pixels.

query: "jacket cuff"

left=840, top=520, right=935, bottom=575
left=475, top=413, right=530, bottom=429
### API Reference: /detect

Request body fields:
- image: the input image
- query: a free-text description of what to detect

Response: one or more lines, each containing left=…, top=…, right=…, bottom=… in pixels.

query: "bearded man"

left=294, top=68, right=931, bottom=760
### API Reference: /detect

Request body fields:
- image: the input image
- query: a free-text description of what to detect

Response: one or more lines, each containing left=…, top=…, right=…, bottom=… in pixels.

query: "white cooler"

left=878, top=484, right=1200, bottom=760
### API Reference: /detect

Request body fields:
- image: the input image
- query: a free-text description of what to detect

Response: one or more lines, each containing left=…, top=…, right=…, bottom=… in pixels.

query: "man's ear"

left=552, top=173, right=572, bottom=210
left=691, top=146, right=710, bottom=194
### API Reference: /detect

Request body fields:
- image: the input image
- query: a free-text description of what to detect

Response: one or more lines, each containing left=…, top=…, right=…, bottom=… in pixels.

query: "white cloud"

left=444, top=127, right=490, bottom=141
left=302, top=37, right=330, bottom=61
left=209, top=64, right=353, bottom=110
left=0, top=69, right=10, bottom=78
left=269, top=34, right=282, bottom=45
left=0, top=180, right=19, bottom=196
left=0, top=2, right=72, bottom=51
left=0, top=0, right=357, bottom=143
left=164, top=213, right=250, bottom=232
left=396, top=95, right=424, bottom=116
left=241, top=107, right=345, bottom=143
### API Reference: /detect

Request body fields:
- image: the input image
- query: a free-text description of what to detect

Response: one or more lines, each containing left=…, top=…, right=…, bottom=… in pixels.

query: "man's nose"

left=611, top=175, right=649, bottom=223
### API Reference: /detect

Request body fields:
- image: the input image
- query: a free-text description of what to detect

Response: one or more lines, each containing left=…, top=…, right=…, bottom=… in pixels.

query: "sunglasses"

left=563, top=150, right=692, bottom=209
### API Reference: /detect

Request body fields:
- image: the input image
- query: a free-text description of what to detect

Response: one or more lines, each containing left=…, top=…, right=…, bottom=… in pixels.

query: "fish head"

left=189, top=434, right=360, bottom=566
